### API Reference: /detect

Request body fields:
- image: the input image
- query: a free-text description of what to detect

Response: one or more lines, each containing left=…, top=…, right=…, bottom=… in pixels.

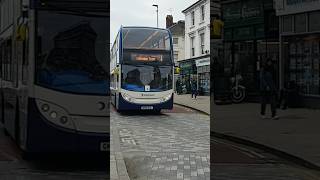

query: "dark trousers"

left=261, top=91, right=277, bottom=117
left=191, top=89, right=197, bottom=98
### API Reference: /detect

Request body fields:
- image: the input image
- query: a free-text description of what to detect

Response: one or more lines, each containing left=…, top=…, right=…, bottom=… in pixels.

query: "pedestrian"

left=191, top=79, right=198, bottom=99
left=176, top=78, right=181, bottom=95
left=260, top=58, right=279, bottom=120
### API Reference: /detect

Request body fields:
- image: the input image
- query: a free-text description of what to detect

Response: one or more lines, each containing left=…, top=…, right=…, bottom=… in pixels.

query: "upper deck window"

left=122, top=28, right=171, bottom=51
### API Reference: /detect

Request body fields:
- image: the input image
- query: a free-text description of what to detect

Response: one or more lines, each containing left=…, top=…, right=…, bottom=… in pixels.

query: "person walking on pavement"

left=191, top=79, right=198, bottom=99
left=260, top=58, right=279, bottom=120
left=176, top=78, right=181, bottom=95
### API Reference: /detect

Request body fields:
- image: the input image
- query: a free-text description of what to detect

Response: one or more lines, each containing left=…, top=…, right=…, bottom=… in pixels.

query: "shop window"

left=309, top=11, right=320, bottom=32
left=287, top=39, right=320, bottom=95
left=294, top=13, right=307, bottom=33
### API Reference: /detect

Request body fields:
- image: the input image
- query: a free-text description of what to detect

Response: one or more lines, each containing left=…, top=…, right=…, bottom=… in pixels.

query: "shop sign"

left=223, top=0, right=262, bottom=21
left=276, top=0, right=320, bottom=15
left=287, top=0, right=319, bottom=5
left=196, top=58, right=210, bottom=67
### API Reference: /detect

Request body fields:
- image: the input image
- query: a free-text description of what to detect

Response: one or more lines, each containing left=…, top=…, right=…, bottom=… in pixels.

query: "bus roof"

left=122, top=26, right=169, bottom=31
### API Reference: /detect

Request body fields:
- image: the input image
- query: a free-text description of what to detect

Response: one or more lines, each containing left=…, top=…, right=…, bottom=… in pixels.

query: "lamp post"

left=152, top=4, right=159, bottom=28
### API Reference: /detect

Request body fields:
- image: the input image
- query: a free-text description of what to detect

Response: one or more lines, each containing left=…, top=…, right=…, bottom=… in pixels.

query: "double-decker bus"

left=0, top=0, right=109, bottom=154
left=110, top=27, right=174, bottom=112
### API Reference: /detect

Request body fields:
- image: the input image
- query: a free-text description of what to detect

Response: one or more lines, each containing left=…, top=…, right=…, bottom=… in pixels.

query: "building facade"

left=167, top=17, right=185, bottom=92
left=167, top=19, right=185, bottom=66
left=275, top=0, right=320, bottom=108
left=182, top=0, right=211, bottom=95
left=221, top=0, right=279, bottom=101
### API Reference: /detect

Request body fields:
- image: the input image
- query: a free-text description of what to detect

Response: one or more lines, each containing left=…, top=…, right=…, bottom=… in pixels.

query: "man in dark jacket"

left=191, top=79, right=198, bottom=99
left=176, top=78, right=181, bottom=94
left=260, top=58, right=279, bottom=120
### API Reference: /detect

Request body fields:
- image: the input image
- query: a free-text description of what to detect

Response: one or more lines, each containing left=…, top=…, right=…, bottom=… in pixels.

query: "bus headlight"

left=41, top=104, right=50, bottom=112
left=36, top=99, right=75, bottom=130
left=160, top=94, right=172, bottom=103
left=50, top=111, right=57, bottom=119
left=121, top=93, right=132, bottom=102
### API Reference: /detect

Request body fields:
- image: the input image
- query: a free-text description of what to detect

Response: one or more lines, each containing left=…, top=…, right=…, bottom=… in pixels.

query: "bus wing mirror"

left=16, top=25, right=27, bottom=41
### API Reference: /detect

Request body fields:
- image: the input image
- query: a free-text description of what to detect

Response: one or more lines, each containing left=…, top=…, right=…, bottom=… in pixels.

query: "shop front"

left=196, top=57, right=210, bottom=95
left=277, top=2, right=320, bottom=107
left=222, top=0, right=279, bottom=101
left=179, top=59, right=197, bottom=93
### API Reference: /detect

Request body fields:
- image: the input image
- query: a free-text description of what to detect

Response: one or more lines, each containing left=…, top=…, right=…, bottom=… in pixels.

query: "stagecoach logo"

left=141, top=94, right=155, bottom=97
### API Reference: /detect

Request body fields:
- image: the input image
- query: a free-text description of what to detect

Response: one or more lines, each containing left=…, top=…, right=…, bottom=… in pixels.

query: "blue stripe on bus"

left=26, top=98, right=109, bottom=153
left=117, top=93, right=173, bottom=110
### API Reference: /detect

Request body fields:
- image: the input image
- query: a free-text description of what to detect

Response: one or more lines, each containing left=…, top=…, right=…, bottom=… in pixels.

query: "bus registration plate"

left=100, top=142, right=109, bottom=151
left=141, top=106, right=153, bottom=110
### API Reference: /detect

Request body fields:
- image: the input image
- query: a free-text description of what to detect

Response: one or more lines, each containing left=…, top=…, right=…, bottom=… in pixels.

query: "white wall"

left=184, top=0, right=210, bottom=60
left=173, top=35, right=185, bottom=63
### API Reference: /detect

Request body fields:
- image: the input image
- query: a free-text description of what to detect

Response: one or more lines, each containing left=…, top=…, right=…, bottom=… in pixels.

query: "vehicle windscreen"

left=35, top=6, right=109, bottom=95
left=121, top=65, right=173, bottom=92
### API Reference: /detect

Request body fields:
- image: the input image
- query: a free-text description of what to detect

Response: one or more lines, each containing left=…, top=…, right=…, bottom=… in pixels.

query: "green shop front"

left=222, top=0, right=279, bottom=101
left=179, top=59, right=197, bottom=93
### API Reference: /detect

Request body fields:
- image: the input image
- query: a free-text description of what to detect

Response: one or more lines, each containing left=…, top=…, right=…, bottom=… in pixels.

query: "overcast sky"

left=110, top=0, right=196, bottom=46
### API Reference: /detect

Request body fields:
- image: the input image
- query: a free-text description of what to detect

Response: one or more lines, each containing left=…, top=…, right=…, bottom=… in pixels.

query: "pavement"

left=111, top=122, right=130, bottom=180
left=174, top=94, right=320, bottom=170
left=174, top=94, right=210, bottom=115
left=111, top=106, right=210, bottom=180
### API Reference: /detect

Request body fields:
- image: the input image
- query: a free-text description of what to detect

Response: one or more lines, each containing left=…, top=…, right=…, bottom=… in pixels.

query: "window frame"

left=200, top=33, right=205, bottom=54
left=200, top=5, right=205, bottom=22
left=191, top=11, right=195, bottom=26
left=190, top=36, right=195, bottom=57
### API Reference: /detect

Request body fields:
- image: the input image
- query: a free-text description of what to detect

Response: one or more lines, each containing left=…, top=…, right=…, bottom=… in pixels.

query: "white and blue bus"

left=0, top=0, right=109, bottom=154
left=110, top=27, right=174, bottom=112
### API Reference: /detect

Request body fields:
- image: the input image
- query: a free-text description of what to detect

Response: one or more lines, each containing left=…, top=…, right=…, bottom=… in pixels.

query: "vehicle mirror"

left=16, top=24, right=27, bottom=41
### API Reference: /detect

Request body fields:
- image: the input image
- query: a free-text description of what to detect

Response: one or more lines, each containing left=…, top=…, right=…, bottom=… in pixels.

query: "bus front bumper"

left=118, top=93, right=174, bottom=110
left=26, top=98, right=109, bottom=153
